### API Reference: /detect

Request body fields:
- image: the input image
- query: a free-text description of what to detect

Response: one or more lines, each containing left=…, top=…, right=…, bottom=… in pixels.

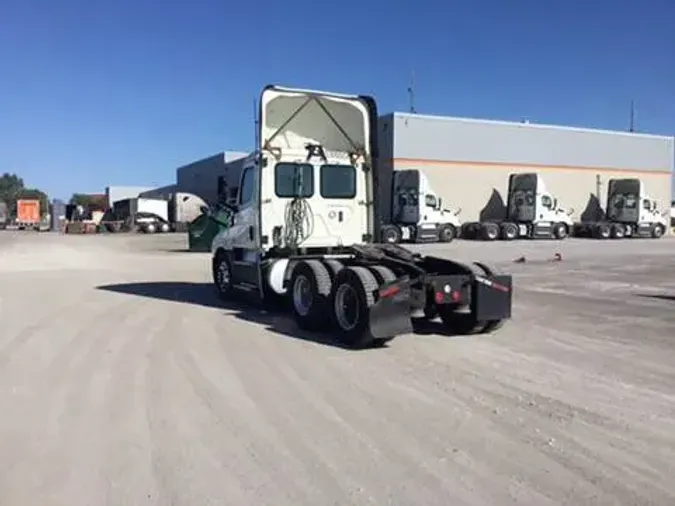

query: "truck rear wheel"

left=593, top=223, right=611, bottom=239
left=500, top=222, right=518, bottom=241
left=436, top=262, right=506, bottom=335
left=436, top=308, right=487, bottom=335
left=481, top=222, right=500, bottom=241
left=610, top=223, right=625, bottom=239
left=330, top=266, right=380, bottom=348
left=290, top=260, right=332, bottom=331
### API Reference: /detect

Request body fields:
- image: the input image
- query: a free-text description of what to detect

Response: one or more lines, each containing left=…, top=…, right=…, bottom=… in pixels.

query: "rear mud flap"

left=368, top=278, right=413, bottom=339
left=473, top=275, right=513, bottom=322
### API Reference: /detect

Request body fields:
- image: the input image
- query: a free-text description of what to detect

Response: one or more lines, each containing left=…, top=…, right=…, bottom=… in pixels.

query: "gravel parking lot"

left=1, top=231, right=674, bottom=505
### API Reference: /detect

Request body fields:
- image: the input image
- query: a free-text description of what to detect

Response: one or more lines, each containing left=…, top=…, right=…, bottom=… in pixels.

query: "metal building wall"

left=384, top=113, right=674, bottom=225
left=176, top=151, right=248, bottom=205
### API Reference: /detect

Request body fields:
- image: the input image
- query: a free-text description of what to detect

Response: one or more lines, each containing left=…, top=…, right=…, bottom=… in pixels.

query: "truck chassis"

left=213, top=243, right=513, bottom=348
left=573, top=221, right=666, bottom=239
left=461, top=220, right=569, bottom=241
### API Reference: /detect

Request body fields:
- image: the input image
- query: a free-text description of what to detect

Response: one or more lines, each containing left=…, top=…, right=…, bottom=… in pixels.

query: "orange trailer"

left=16, top=199, right=40, bottom=224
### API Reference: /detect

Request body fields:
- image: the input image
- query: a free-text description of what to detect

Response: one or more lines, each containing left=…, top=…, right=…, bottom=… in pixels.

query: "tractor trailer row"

left=379, top=171, right=668, bottom=243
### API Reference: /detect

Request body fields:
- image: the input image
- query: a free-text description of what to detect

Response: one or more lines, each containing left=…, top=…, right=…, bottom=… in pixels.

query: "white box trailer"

left=113, top=197, right=170, bottom=232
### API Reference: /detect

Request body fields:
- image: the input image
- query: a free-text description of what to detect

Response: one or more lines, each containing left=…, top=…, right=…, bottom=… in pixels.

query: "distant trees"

left=0, top=173, right=49, bottom=217
left=69, top=193, right=108, bottom=210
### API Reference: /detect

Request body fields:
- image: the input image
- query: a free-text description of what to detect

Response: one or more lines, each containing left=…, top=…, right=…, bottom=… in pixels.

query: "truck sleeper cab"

left=210, top=85, right=513, bottom=348
left=462, top=173, right=573, bottom=241
left=573, top=178, right=667, bottom=239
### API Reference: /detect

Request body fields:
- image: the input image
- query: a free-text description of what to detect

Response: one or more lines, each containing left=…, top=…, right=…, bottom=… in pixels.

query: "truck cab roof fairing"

left=259, top=86, right=375, bottom=159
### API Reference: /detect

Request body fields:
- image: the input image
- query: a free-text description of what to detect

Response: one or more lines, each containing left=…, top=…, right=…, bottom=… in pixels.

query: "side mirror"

left=567, top=207, right=575, bottom=216
left=454, top=207, right=462, bottom=216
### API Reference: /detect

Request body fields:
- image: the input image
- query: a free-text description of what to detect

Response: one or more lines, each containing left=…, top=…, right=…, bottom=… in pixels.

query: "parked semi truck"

left=208, top=85, right=513, bottom=348
left=462, top=173, right=573, bottom=241
left=573, top=178, right=668, bottom=239
left=380, top=169, right=462, bottom=244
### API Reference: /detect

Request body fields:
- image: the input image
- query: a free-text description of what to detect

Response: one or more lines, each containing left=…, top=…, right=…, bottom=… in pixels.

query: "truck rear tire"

left=500, top=222, right=518, bottom=241
left=368, top=265, right=396, bottom=285
left=438, top=224, right=457, bottom=243
left=330, top=266, right=380, bottom=348
left=437, top=309, right=487, bottom=335
left=436, top=262, right=506, bottom=335
left=290, top=260, right=333, bottom=331
left=481, top=222, right=500, bottom=241
left=594, top=223, right=611, bottom=239
left=610, top=223, right=625, bottom=239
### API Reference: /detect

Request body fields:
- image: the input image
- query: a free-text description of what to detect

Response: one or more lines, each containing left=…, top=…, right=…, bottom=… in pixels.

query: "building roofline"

left=390, top=112, right=674, bottom=142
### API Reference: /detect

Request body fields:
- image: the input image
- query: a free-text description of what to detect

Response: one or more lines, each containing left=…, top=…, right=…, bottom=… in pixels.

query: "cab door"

left=229, top=163, right=262, bottom=293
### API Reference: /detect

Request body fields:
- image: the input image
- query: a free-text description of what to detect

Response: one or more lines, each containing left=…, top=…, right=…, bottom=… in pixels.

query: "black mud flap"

left=369, top=277, right=413, bottom=339
left=472, top=274, right=513, bottom=322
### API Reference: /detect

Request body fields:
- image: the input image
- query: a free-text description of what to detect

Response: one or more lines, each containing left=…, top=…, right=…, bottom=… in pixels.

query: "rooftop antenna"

left=407, top=71, right=416, bottom=114
left=629, top=100, right=636, bottom=132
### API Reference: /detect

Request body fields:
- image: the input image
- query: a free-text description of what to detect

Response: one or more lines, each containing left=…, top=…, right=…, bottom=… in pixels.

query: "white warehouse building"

left=377, top=113, right=674, bottom=226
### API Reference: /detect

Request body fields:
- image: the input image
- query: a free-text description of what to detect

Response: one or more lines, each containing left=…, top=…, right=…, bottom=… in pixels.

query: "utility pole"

left=407, top=71, right=416, bottom=114
left=629, top=100, right=635, bottom=132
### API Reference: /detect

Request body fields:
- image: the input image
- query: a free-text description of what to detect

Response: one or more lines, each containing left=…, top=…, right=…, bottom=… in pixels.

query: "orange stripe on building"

left=393, top=157, right=672, bottom=175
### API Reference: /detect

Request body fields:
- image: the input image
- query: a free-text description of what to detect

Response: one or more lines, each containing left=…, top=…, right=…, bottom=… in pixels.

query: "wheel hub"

left=293, top=275, right=313, bottom=316
left=335, top=284, right=359, bottom=331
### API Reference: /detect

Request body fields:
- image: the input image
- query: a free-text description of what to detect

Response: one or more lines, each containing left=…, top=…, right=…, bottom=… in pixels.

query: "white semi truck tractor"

left=208, top=85, right=513, bottom=348
left=380, top=169, right=462, bottom=244
left=462, top=173, right=574, bottom=241
left=573, top=178, right=668, bottom=239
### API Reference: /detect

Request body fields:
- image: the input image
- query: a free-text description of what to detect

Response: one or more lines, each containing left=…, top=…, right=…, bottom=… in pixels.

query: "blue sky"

left=0, top=0, right=673, bottom=200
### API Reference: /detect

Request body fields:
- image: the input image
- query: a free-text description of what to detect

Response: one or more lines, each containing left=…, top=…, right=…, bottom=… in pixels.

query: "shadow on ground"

left=636, top=293, right=675, bottom=302
left=96, top=281, right=390, bottom=350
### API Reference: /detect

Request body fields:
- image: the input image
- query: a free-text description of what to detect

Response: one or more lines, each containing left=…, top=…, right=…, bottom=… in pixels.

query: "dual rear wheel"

left=290, top=260, right=396, bottom=348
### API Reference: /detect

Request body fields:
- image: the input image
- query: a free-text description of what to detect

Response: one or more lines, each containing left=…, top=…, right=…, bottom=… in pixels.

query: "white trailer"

left=380, top=169, right=462, bottom=244
left=112, top=197, right=171, bottom=233
left=208, top=85, right=513, bottom=348
left=573, top=178, right=668, bottom=239
left=462, top=173, right=574, bottom=241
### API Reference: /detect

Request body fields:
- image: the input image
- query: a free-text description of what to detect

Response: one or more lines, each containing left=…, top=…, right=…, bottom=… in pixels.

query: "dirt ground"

left=0, top=231, right=674, bottom=506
